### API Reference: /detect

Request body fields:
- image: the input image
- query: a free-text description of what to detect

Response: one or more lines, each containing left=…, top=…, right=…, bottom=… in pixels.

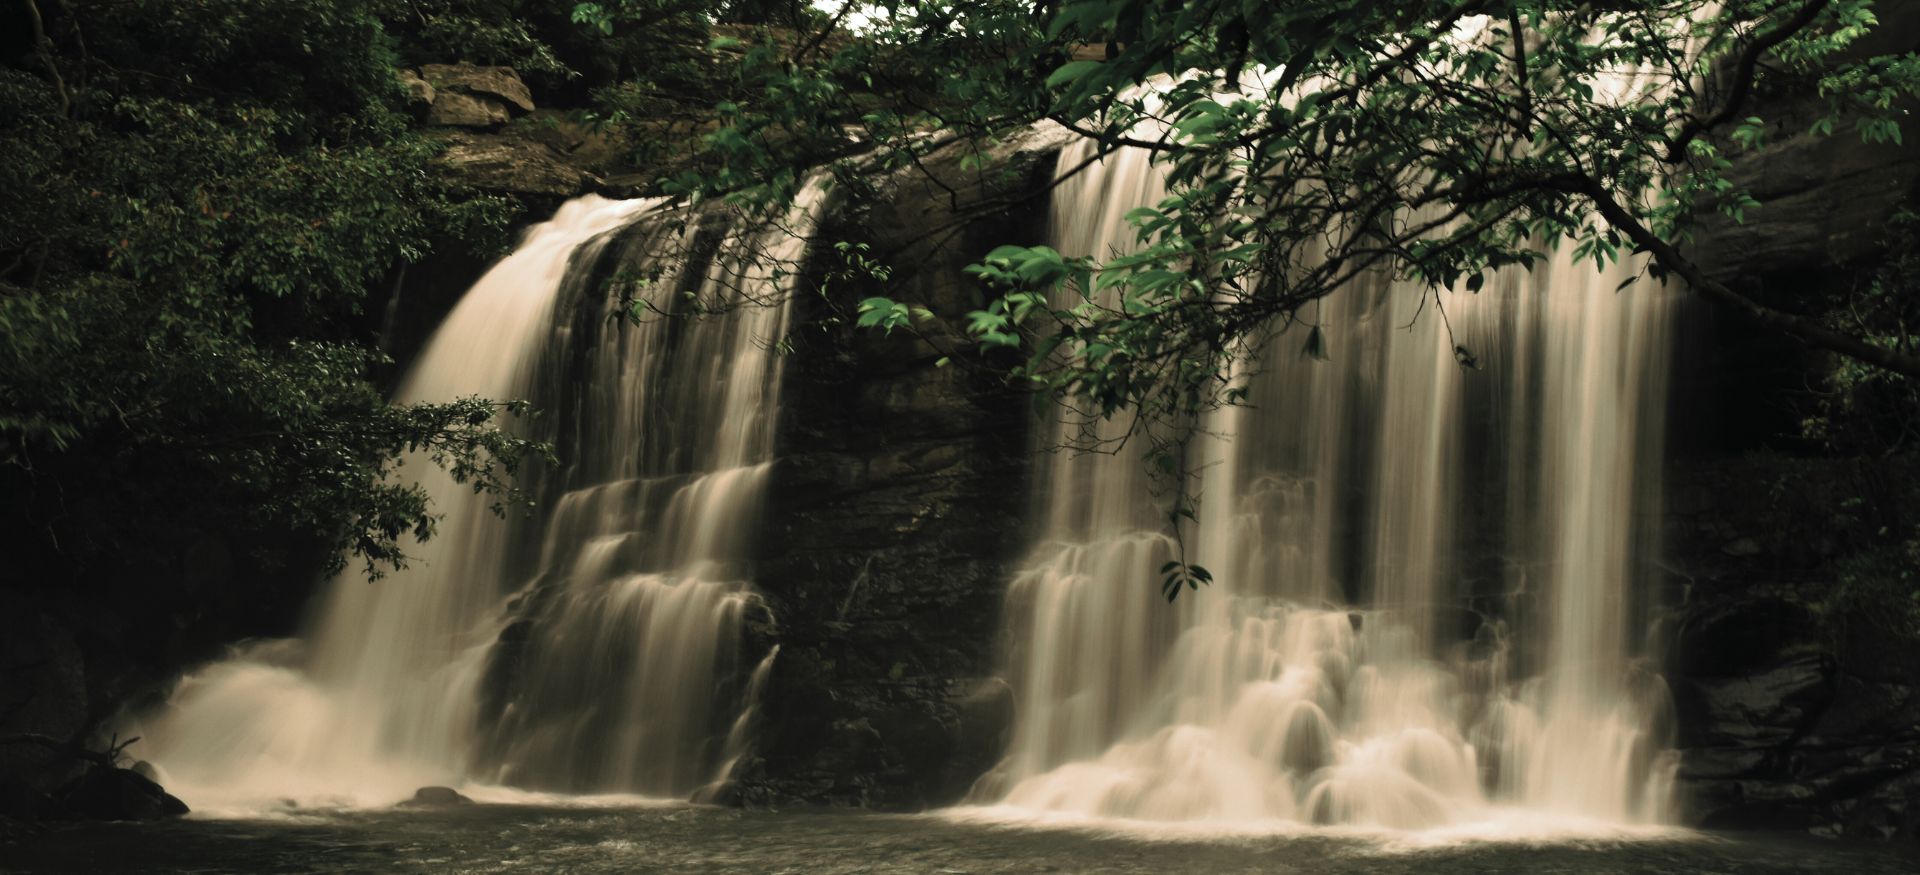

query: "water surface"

left=5, top=805, right=1914, bottom=874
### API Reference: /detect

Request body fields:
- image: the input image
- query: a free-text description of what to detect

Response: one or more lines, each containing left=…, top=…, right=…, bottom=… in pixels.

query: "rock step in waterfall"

left=133, top=185, right=826, bottom=811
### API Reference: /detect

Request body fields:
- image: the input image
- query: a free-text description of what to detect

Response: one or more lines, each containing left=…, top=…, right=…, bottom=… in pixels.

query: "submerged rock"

left=397, top=786, right=474, bottom=808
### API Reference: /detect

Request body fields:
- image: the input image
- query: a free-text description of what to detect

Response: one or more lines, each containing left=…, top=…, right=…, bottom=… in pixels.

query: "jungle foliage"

left=0, top=0, right=579, bottom=589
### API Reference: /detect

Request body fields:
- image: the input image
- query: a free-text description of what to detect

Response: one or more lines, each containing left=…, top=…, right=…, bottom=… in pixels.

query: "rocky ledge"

left=399, top=63, right=630, bottom=206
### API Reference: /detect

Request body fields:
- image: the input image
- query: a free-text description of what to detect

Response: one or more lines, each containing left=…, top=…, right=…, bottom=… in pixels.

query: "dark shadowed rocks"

left=1664, top=458, right=1920, bottom=839
left=735, top=125, right=1071, bottom=808
left=397, top=786, right=475, bottom=808
left=47, top=767, right=188, bottom=821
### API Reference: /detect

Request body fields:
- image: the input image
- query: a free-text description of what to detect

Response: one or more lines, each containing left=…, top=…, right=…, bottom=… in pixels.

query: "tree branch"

left=792, top=0, right=856, bottom=65
left=1575, top=176, right=1920, bottom=378
left=22, top=0, right=71, bottom=116
left=1664, top=0, right=1831, bottom=162
left=1507, top=6, right=1533, bottom=140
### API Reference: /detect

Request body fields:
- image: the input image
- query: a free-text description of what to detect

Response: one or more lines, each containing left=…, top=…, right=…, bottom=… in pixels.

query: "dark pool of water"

left=4, top=805, right=1916, bottom=874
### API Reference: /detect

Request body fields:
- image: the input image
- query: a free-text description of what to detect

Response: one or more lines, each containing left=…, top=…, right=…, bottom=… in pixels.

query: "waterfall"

left=133, top=186, right=825, bottom=811
left=969, top=136, right=1678, bottom=831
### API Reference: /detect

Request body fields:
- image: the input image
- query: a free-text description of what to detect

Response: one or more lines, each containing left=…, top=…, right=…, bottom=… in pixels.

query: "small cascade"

left=471, top=183, right=825, bottom=796
left=133, top=186, right=826, bottom=810
left=971, top=135, right=1678, bottom=831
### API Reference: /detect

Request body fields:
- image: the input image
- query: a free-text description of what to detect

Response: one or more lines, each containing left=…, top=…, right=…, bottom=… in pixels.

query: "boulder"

left=396, top=786, right=473, bottom=808
left=396, top=69, right=435, bottom=118
left=1672, top=654, right=1832, bottom=748
left=425, top=91, right=510, bottom=129
left=50, top=767, right=188, bottom=821
left=419, top=64, right=535, bottom=114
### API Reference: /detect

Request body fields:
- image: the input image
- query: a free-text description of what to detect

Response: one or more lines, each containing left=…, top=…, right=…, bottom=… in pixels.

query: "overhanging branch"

left=1575, top=177, right=1920, bottom=378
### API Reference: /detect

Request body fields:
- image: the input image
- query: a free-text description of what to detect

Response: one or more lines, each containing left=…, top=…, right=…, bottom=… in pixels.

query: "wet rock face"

left=1687, top=6, right=1920, bottom=291
left=1678, top=8, right=1920, bottom=456
left=737, top=127, right=1069, bottom=808
left=1661, top=11, right=1920, bottom=837
left=1664, top=458, right=1920, bottom=839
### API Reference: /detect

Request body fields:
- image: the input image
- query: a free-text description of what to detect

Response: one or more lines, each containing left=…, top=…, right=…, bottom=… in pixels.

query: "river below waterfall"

left=4, top=805, right=1916, bottom=874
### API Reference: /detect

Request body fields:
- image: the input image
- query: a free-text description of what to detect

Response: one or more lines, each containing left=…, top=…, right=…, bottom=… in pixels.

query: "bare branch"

left=22, top=0, right=71, bottom=116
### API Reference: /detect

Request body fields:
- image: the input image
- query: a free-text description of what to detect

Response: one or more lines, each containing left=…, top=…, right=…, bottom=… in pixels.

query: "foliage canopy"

left=621, top=0, right=1920, bottom=432
left=1, top=0, right=559, bottom=588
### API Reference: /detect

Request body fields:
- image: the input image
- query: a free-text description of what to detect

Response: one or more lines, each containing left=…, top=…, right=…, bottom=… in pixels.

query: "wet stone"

left=396, top=786, right=474, bottom=808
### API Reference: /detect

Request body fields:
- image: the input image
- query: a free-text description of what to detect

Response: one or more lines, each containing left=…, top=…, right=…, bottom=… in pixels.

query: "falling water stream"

left=129, top=114, right=1679, bottom=841
left=133, top=187, right=825, bottom=812
left=964, top=135, right=1678, bottom=833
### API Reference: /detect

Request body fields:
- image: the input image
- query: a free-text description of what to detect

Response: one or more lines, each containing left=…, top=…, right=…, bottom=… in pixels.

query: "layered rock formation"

left=403, top=64, right=626, bottom=205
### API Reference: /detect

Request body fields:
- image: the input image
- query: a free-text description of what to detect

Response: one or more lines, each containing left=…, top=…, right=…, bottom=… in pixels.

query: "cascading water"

left=967, top=135, right=1678, bottom=832
left=132, top=186, right=824, bottom=811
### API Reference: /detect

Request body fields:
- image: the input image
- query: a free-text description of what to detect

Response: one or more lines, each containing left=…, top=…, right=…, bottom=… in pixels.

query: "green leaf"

left=1045, top=60, right=1104, bottom=90
left=1302, top=325, right=1330, bottom=361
